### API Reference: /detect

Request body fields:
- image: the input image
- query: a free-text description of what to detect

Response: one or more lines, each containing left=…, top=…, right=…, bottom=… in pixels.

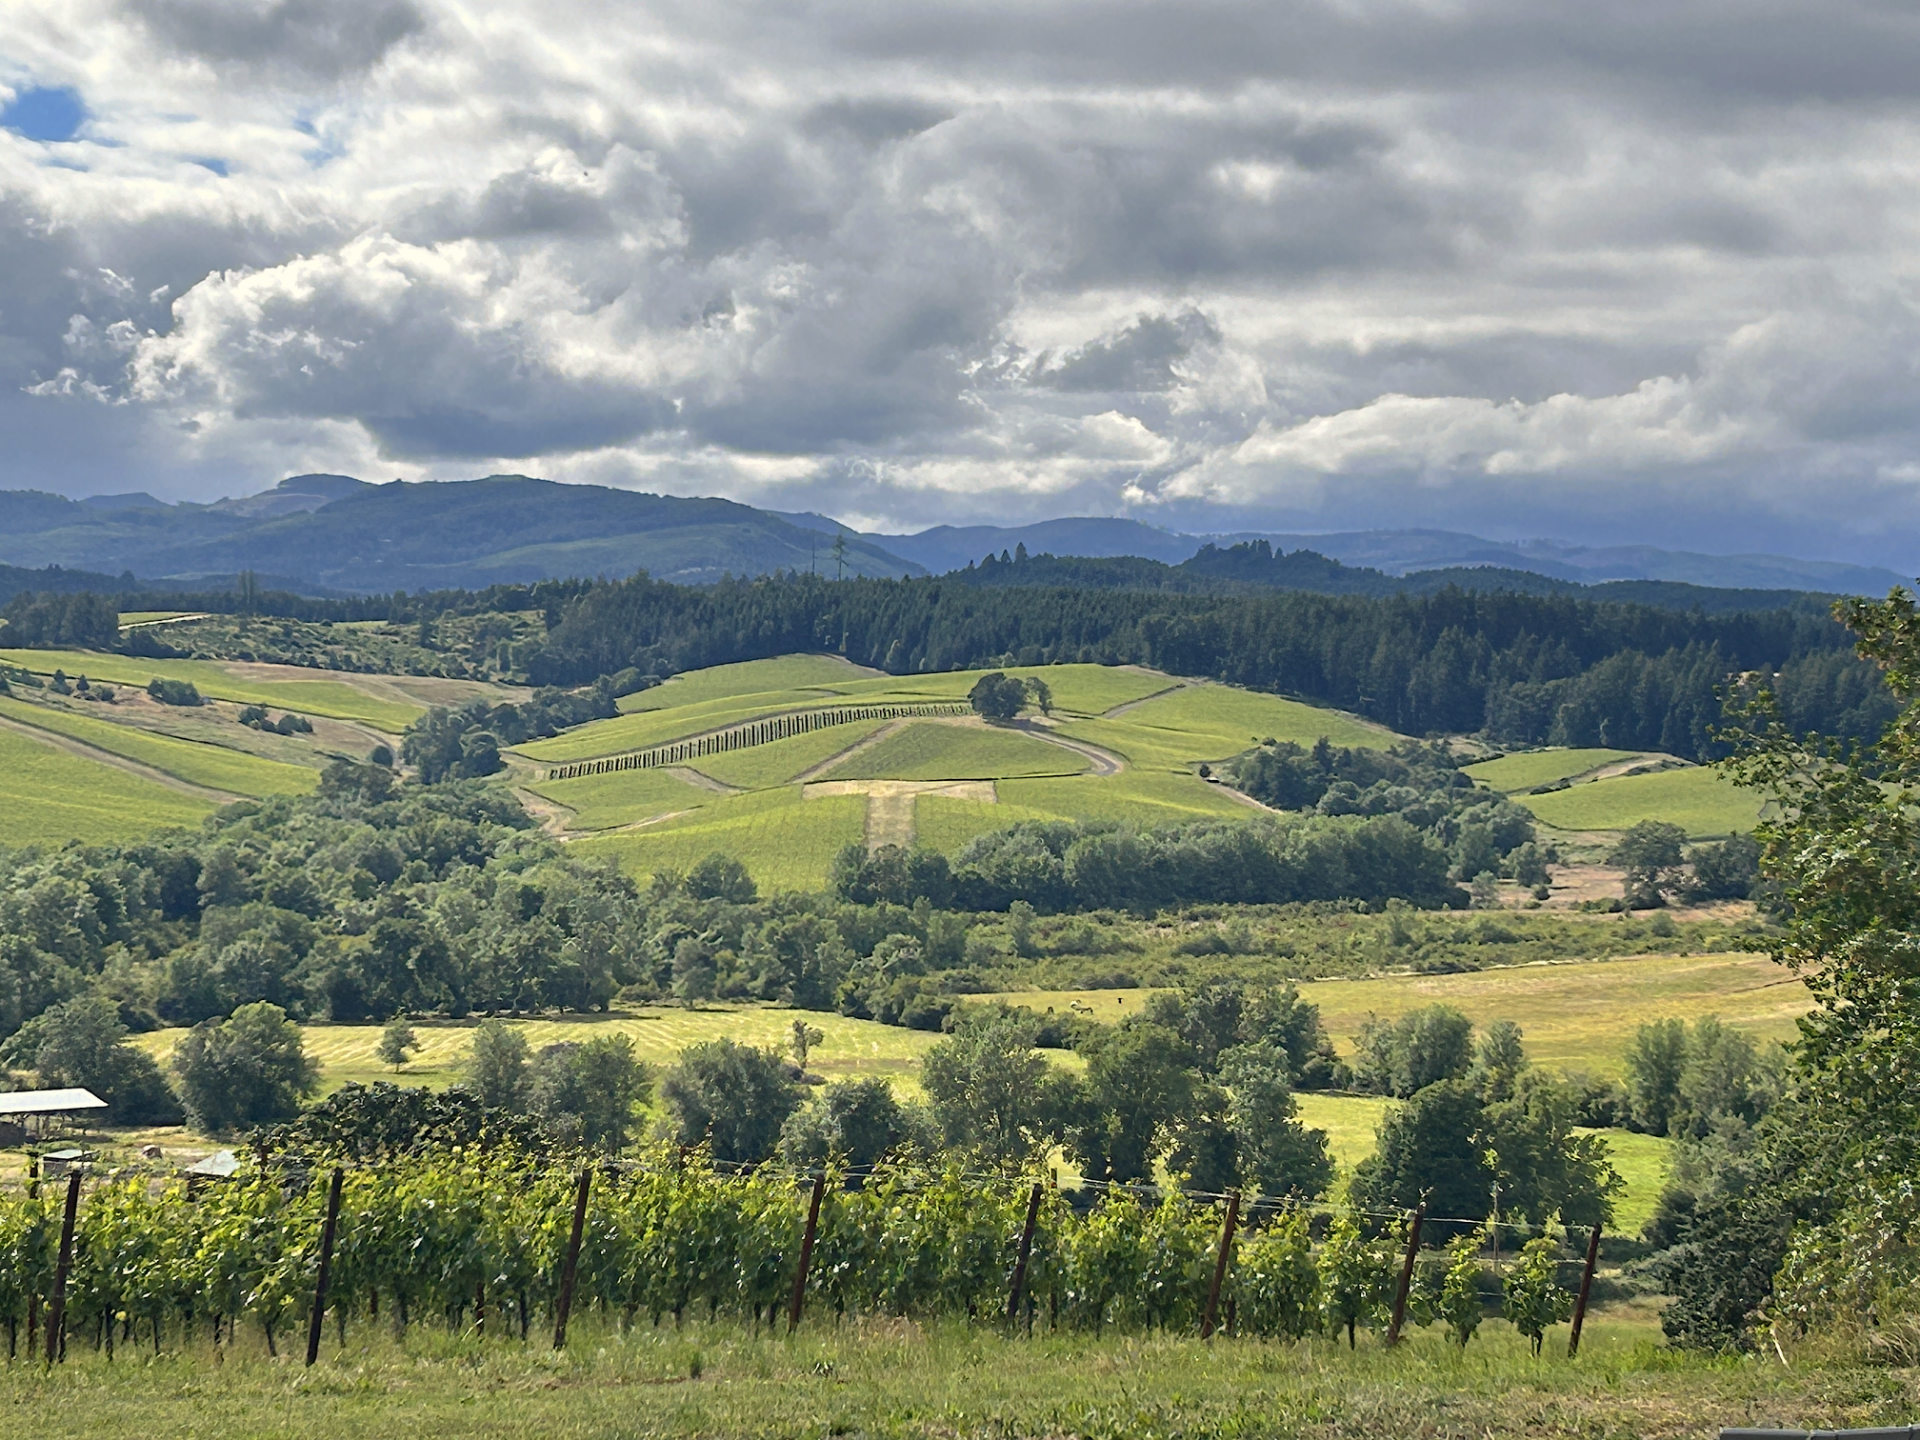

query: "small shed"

left=37, top=1147, right=96, bottom=1178
left=0, top=1087, right=107, bottom=1144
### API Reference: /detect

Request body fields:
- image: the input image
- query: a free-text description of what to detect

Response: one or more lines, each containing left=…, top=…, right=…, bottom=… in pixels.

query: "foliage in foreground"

left=0, top=1153, right=1584, bottom=1361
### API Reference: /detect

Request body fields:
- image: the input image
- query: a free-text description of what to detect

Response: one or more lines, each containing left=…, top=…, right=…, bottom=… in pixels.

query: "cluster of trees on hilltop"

left=516, top=572, right=1890, bottom=760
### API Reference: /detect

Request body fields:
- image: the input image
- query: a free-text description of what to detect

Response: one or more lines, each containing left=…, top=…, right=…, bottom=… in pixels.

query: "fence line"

left=541, top=702, right=972, bottom=781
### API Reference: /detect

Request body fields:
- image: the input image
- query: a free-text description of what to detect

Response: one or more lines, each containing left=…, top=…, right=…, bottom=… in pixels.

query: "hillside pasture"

left=0, top=723, right=217, bottom=844
left=0, top=695, right=317, bottom=798
left=570, top=786, right=868, bottom=891
left=979, top=950, right=1808, bottom=1079
left=0, top=648, right=424, bottom=730
left=1517, top=765, right=1761, bottom=837
left=1465, top=748, right=1641, bottom=793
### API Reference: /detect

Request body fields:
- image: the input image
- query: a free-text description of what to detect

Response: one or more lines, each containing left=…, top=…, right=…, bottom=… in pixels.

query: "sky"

left=3, top=2, right=1920, bottom=564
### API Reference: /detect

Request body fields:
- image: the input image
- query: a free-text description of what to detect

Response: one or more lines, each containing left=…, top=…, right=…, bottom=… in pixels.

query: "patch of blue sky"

left=2, top=85, right=86, bottom=142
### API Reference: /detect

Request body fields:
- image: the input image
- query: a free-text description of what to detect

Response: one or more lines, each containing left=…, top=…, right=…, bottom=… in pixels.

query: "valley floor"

left=0, top=1310, right=1910, bottom=1440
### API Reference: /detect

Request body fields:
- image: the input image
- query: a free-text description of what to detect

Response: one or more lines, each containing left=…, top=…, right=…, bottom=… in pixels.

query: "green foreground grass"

left=0, top=1311, right=1909, bottom=1440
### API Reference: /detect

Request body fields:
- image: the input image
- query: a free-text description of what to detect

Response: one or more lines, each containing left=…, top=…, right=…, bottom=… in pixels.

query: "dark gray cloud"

left=130, top=0, right=425, bottom=81
left=0, top=0, right=1917, bottom=565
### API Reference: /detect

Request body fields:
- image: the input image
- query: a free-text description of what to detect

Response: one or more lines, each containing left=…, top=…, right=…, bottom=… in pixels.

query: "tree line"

left=520, top=572, right=1890, bottom=759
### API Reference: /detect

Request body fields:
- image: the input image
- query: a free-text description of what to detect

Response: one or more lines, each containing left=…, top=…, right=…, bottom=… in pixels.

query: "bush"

left=148, top=676, right=204, bottom=707
left=527, top=1035, right=652, bottom=1153
left=0, top=995, right=181, bottom=1125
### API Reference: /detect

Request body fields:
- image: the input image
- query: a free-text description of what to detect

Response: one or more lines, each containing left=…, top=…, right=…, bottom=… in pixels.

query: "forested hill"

left=525, top=572, right=1894, bottom=759
left=947, top=542, right=1840, bottom=614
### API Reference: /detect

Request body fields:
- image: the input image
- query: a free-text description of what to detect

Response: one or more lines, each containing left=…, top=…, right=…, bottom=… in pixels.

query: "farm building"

left=0, top=1087, right=107, bottom=1145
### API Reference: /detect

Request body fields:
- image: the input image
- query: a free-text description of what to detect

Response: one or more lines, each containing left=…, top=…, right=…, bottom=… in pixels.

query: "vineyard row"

left=0, top=1155, right=1598, bottom=1364
left=542, top=702, right=973, bottom=780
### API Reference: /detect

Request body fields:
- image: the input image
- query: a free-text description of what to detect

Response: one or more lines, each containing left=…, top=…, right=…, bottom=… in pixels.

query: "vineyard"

left=541, top=702, right=973, bottom=780
left=0, top=1153, right=1593, bottom=1363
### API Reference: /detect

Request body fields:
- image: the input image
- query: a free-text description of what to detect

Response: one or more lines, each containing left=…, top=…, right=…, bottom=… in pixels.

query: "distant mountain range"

left=0, top=473, right=1904, bottom=599
left=0, top=474, right=922, bottom=591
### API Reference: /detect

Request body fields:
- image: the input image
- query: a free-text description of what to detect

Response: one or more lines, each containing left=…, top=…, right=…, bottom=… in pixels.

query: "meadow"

left=982, top=951, right=1807, bottom=1079
left=131, top=1004, right=943, bottom=1095
left=1, top=1308, right=1904, bottom=1440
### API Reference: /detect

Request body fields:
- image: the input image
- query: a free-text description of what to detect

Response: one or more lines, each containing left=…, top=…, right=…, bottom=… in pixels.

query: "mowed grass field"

left=132, top=1005, right=943, bottom=1094
left=1517, top=764, right=1762, bottom=837
left=0, top=648, right=425, bottom=730
left=985, top=952, right=1807, bottom=1079
left=0, top=723, right=216, bottom=843
left=0, top=694, right=317, bottom=797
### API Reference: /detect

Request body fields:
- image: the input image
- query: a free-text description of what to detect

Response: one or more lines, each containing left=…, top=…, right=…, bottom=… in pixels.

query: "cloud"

left=0, top=0, right=1917, bottom=564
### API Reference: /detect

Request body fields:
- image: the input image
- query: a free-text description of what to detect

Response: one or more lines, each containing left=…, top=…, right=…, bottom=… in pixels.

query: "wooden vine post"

left=1200, top=1191, right=1239, bottom=1340
left=1006, top=1182, right=1044, bottom=1329
left=787, top=1172, right=827, bottom=1334
left=552, top=1167, right=593, bottom=1350
left=1567, top=1222, right=1604, bottom=1358
left=44, top=1169, right=81, bottom=1365
left=1386, top=1205, right=1425, bottom=1345
left=305, top=1167, right=345, bottom=1367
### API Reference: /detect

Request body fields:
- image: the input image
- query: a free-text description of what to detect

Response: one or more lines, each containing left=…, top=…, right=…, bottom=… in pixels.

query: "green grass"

left=0, top=695, right=317, bottom=797
left=1294, top=1092, right=1394, bottom=1173
left=0, top=649, right=423, bottom=730
left=694, top=717, right=892, bottom=788
left=1466, top=748, right=1642, bottom=793
left=570, top=787, right=868, bottom=891
left=1296, top=952, right=1806, bottom=1076
left=134, top=1004, right=941, bottom=1095
left=0, top=724, right=217, bottom=844
left=982, top=950, right=1807, bottom=1079
left=821, top=722, right=1088, bottom=782
left=2, top=1307, right=1892, bottom=1440
left=524, top=766, right=714, bottom=831
left=618, top=654, right=877, bottom=712
left=1592, top=1126, right=1675, bottom=1236
left=1518, top=765, right=1762, bottom=836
